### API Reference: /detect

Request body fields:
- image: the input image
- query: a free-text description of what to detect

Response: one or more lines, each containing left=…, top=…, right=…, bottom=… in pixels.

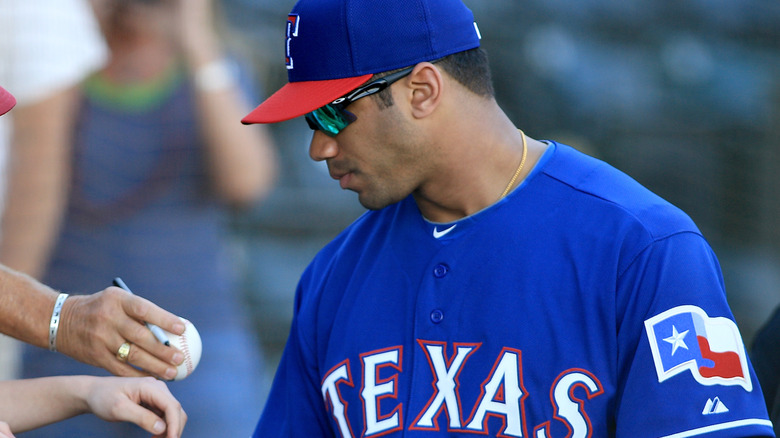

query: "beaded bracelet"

left=48, top=293, right=69, bottom=352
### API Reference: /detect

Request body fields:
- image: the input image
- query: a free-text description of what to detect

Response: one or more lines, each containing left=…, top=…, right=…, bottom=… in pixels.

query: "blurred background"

left=216, top=0, right=780, bottom=393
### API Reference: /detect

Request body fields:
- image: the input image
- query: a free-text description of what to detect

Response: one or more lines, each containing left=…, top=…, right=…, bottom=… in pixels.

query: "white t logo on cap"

left=286, top=14, right=301, bottom=70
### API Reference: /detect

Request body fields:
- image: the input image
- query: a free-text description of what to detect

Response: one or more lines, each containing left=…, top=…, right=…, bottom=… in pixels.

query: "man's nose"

left=309, top=130, right=339, bottom=161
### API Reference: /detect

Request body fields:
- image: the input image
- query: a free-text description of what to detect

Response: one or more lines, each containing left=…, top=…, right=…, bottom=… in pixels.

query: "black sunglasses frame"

left=305, top=65, right=417, bottom=135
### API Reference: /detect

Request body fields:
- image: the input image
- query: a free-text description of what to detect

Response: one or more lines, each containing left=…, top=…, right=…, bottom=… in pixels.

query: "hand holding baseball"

left=55, top=287, right=187, bottom=380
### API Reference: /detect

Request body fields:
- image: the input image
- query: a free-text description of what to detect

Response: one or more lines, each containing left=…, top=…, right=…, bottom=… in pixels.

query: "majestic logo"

left=703, top=397, right=729, bottom=415
left=286, top=14, right=300, bottom=70
left=644, top=305, right=752, bottom=391
left=432, top=225, right=456, bottom=239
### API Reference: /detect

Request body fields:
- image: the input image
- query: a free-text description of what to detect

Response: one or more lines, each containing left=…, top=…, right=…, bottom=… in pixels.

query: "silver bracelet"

left=48, top=293, right=69, bottom=352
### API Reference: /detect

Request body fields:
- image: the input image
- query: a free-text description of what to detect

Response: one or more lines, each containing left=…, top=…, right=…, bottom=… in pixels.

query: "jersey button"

left=430, top=309, right=444, bottom=324
left=433, top=264, right=449, bottom=278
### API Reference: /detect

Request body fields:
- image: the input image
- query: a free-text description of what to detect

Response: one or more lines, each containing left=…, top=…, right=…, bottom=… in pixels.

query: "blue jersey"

left=254, top=143, right=774, bottom=437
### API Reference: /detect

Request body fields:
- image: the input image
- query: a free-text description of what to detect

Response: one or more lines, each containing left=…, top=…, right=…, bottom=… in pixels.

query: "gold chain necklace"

left=500, top=129, right=528, bottom=198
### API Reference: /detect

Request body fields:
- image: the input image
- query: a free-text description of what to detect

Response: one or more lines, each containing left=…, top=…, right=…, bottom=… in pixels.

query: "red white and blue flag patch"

left=645, top=305, right=752, bottom=391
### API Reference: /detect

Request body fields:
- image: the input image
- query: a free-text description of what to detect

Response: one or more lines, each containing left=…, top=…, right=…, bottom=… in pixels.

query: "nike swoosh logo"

left=433, top=224, right=457, bottom=239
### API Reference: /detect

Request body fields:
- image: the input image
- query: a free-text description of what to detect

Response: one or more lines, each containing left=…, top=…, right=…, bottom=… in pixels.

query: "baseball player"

left=242, top=0, right=775, bottom=436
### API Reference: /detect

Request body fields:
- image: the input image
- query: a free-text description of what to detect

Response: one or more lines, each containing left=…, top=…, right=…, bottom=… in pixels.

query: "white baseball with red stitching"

left=164, top=318, right=202, bottom=381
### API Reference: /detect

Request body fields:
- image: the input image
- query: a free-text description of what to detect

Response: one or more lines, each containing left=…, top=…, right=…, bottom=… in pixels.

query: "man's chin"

left=357, top=192, right=405, bottom=211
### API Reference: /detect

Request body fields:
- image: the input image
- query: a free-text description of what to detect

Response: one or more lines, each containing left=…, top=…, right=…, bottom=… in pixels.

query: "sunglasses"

left=305, top=65, right=416, bottom=137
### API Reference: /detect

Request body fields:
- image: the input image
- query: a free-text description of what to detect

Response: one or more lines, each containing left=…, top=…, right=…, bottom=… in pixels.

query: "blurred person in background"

left=0, top=82, right=188, bottom=438
left=0, top=0, right=205, bottom=385
left=18, top=0, right=278, bottom=436
left=0, top=0, right=109, bottom=381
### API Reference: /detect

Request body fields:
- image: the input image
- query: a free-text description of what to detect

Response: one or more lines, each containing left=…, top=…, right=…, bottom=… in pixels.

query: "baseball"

left=164, top=318, right=202, bottom=381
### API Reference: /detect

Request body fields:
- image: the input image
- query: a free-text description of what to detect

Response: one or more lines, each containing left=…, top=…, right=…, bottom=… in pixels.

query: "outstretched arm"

left=0, top=376, right=186, bottom=437
left=0, top=265, right=186, bottom=379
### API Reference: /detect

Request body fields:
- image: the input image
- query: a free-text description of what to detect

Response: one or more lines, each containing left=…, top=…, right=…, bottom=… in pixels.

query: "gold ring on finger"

left=116, top=342, right=131, bottom=362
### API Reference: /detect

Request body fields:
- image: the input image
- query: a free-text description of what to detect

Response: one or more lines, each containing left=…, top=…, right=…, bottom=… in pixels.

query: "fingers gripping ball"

left=164, top=318, right=202, bottom=381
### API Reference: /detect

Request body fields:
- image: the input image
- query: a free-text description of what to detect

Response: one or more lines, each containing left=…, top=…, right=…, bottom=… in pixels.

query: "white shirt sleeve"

left=0, top=0, right=108, bottom=105
left=0, top=0, right=108, bottom=249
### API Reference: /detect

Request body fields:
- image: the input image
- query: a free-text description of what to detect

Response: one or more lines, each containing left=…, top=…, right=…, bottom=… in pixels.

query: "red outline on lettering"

left=462, top=347, right=529, bottom=438
left=360, top=346, right=404, bottom=437
left=321, top=359, right=356, bottom=438
left=548, top=368, right=604, bottom=438
left=533, top=422, right=553, bottom=438
left=410, top=340, right=481, bottom=432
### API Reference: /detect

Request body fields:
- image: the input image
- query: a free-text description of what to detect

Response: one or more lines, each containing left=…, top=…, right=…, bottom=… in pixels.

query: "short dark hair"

left=372, top=47, right=494, bottom=108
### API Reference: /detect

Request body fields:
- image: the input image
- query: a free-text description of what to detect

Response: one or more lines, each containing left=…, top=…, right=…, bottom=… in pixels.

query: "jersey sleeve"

left=615, top=231, right=775, bottom=437
left=252, top=267, right=334, bottom=437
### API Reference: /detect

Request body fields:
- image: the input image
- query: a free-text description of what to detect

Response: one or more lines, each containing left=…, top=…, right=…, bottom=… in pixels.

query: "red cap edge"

left=242, top=74, right=373, bottom=125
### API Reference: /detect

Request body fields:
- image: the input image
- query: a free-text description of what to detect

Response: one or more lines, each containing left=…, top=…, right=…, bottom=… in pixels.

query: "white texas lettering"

left=361, top=346, right=403, bottom=436
left=321, top=360, right=356, bottom=438
left=465, top=348, right=527, bottom=437
left=534, top=369, right=603, bottom=438
left=320, top=343, right=603, bottom=437
left=552, top=370, right=603, bottom=438
left=412, top=341, right=480, bottom=430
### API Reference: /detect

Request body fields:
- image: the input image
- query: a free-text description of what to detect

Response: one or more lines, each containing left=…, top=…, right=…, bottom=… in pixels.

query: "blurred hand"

left=57, top=287, right=186, bottom=380
left=85, top=376, right=187, bottom=438
left=173, top=0, right=221, bottom=68
left=92, top=0, right=220, bottom=69
left=0, top=421, right=14, bottom=438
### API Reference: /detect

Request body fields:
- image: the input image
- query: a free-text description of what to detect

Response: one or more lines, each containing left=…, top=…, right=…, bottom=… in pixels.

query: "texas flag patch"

left=644, top=305, right=752, bottom=391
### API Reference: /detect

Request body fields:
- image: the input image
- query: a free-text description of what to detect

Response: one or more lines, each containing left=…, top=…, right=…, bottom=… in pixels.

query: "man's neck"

left=413, top=118, right=549, bottom=223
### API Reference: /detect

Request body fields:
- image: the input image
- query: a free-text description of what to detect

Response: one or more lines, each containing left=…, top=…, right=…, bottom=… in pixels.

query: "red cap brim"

left=0, top=86, right=17, bottom=116
left=242, top=74, right=373, bottom=125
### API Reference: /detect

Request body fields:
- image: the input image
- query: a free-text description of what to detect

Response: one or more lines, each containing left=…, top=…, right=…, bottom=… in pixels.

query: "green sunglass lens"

left=306, top=105, right=356, bottom=137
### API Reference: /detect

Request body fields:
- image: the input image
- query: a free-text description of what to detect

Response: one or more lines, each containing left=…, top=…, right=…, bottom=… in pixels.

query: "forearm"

left=0, top=88, right=76, bottom=278
left=0, top=264, right=59, bottom=348
left=179, top=0, right=277, bottom=206
left=192, top=73, right=278, bottom=206
left=0, top=376, right=91, bottom=432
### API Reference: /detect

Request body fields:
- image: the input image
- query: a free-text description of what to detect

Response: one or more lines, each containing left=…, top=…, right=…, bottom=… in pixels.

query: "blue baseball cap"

left=0, top=86, right=16, bottom=116
left=242, top=0, right=481, bottom=125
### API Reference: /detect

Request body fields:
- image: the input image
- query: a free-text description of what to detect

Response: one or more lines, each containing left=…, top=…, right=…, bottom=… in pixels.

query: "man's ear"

left=406, top=62, right=443, bottom=119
